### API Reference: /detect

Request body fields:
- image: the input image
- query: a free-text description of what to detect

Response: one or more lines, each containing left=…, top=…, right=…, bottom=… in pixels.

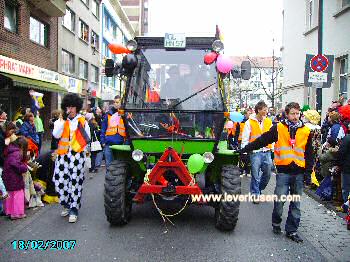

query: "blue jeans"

left=103, top=145, right=114, bottom=170
left=250, top=151, right=272, bottom=195
left=341, top=173, right=350, bottom=203
left=272, top=173, right=303, bottom=234
left=95, top=151, right=104, bottom=168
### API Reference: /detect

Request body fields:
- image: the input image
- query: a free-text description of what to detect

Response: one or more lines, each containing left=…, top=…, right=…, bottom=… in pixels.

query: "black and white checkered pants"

left=53, top=151, right=86, bottom=210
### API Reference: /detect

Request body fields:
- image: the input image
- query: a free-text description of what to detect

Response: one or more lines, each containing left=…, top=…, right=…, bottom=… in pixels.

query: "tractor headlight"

left=132, top=149, right=144, bottom=162
left=212, top=40, right=224, bottom=53
left=126, top=39, right=138, bottom=51
left=203, top=152, right=214, bottom=164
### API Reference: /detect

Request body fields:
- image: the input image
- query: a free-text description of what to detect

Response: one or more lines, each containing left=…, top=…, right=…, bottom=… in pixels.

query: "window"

left=342, top=0, right=350, bottom=7
left=4, top=1, right=18, bottom=33
left=92, top=0, right=99, bottom=18
left=91, top=31, right=99, bottom=50
left=340, top=57, right=348, bottom=100
left=79, top=59, right=88, bottom=80
left=102, top=41, right=110, bottom=57
left=91, top=65, right=99, bottom=83
left=79, top=19, right=89, bottom=42
left=62, top=7, right=75, bottom=32
left=30, top=17, right=48, bottom=46
left=81, top=0, right=89, bottom=7
left=62, top=50, right=75, bottom=74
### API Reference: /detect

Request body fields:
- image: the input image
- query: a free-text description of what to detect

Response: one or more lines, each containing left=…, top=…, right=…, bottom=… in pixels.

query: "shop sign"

left=59, top=74, right=82, bottom=94
left=0, top=55, right=59, bottom=84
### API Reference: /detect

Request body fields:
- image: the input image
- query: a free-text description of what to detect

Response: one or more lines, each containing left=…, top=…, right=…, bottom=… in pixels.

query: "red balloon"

left=108, top=43, right=131, bottom=54
left=204, top=52, right=218, bottom=65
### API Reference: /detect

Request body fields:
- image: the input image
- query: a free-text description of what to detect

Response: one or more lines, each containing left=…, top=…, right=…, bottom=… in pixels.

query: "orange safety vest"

left=57, top=117, right=86, bottom=155
left=249, top=117, right=273, bottom=149
left=274, top=123, right=311, bottom=168
left=106, top=114, right=126, bottom=137
left=238, top=122, right=245, bottom=141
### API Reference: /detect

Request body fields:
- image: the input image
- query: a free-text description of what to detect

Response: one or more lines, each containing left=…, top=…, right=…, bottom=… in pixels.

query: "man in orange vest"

left=53, top=93, right=91, bottom=223
left=241, top=101, right=273, bottom=200
left=241, top=102, right=313, bottom=243
left=100, top=95, right=126, bottom=168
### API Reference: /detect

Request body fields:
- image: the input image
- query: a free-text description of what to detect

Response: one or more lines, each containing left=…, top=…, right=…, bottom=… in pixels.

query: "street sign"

left=304, top=54, right=334, bottom=88
left=164, top=33, right=186, bottom=49
left=310, top=54, right=329, bottom=72
left=309, top=72, right=327, bottom=82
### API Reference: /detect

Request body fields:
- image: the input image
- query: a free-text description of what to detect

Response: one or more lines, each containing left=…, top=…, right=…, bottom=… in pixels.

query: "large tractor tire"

left=215, top=165, right=241, bottom=231
left=104, top=160, right=132, bottom=225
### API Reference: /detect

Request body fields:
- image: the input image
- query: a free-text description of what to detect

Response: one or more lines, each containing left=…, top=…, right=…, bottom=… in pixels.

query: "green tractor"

left=103, top=35, right=241, bottom=231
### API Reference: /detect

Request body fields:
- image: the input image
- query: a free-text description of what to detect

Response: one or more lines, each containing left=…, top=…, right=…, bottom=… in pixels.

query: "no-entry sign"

left=310, top=54, right=329, bottom=72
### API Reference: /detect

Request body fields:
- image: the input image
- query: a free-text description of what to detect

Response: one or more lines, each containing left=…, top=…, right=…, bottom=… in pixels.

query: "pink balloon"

left=216, top=54, right=233, bottom=74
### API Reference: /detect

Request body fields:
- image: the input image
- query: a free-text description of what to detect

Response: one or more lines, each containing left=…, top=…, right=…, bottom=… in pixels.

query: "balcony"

left=28, top=0, right=67, bottom=17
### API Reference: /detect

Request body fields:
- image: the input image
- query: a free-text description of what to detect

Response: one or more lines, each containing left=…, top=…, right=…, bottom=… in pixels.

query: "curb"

left=303, top=188, right=346, bottom=219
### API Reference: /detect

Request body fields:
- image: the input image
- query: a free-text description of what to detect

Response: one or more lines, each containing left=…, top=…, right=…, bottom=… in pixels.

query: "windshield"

left=126, top=111, right=224, bottom=140
left=125, top=49, right=223, bottom=111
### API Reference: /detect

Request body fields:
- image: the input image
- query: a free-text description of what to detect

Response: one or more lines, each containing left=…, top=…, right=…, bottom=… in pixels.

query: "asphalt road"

left=0, top=170, right=333, bottom=262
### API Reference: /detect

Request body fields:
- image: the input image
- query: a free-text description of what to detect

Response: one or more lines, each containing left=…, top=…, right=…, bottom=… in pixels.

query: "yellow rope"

left=144, top=170, right=195, bottom=225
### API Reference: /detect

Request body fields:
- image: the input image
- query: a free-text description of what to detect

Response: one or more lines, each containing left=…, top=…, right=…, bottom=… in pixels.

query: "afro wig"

left=61, top=93, right=83, bottom=113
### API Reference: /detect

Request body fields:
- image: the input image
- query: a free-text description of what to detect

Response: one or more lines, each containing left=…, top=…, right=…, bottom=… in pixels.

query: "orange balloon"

left=108, top=43, right=131, bottom=54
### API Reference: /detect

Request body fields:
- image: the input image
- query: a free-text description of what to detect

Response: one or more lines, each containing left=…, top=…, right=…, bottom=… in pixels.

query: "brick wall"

left=0, top=0, right=58, bottom=71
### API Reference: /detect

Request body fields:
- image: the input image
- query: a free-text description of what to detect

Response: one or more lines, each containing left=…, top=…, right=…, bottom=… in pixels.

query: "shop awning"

left=0, top=73, right=67, bottom=93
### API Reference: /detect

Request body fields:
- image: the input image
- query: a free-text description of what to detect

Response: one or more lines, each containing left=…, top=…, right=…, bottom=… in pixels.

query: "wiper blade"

left=170, top=82, right=217, bottom=109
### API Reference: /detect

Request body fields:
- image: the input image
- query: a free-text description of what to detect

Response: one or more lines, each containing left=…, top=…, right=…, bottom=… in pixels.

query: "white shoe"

left=61, top=208, right=69, bottom=217
left=69, top=214, right=78, bottom=223
left=247, top=173, right=251, bottom=177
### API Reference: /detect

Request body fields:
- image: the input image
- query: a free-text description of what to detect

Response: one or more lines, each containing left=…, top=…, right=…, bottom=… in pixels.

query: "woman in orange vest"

left=241, top=102, right=313, bottom=243
left=241, top=101, right=273, bottom=200
left=52, top=94, right=90, bottom=223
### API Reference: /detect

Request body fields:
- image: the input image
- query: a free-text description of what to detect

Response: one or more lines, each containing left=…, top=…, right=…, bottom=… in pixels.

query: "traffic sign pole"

left=316, top=0, right=323, bottom=114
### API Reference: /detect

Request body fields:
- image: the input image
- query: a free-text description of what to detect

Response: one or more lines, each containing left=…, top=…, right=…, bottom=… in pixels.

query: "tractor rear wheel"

left=104, top=160, right=132, bottom=225
left=215, top=165, right=241, bottom=231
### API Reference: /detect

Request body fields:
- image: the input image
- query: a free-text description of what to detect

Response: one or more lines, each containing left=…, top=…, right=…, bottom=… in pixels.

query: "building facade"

left=0, top=0, right=67, bottom=139
left=119, top=0, right=148, bottom=36
left=100, top=0, right=134, bottom=102
left=230, top=56, right=283, bottom=110
left=57, top=0, right=101, bottom=108
left=282, top=0, right=350, bottom=117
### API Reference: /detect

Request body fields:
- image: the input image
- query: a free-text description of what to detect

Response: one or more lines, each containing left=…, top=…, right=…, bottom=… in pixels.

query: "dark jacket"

left=20, top=121, right=39, bottom=145
left=241, top=120, right=314, bottom=175
left=100, top=108, right=125, bottom=145
left=2, top=143, right=28, bottom=191
left=49, top=117, right=59, bottom=150
left=89, top=120, right=101, bottom=142
left=336, top=135, right=350, bottom=173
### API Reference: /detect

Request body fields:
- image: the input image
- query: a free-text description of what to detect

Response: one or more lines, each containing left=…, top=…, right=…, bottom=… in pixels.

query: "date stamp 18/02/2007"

left=11, top=240, right=77, bottom=250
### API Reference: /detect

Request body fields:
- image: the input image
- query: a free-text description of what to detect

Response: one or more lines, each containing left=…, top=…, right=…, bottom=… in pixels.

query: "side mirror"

left=241, top=61, right=251, bottom=80
left=231, top=65, right=241, bottom=79
left=104, top=59, right=115, bottom=77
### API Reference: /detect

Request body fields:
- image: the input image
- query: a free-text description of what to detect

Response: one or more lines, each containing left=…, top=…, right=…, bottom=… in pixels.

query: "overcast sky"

left=147, top=0, right=283, bottom=57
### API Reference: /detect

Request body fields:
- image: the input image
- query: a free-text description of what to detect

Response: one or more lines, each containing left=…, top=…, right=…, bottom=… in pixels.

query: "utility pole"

left=316, top=0, right=323, bottom=113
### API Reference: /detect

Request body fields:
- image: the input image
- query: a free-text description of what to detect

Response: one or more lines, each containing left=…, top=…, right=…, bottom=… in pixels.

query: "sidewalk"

left=260, top=174, right=350, bottom=261
left=0, top=167, right=102, bottom=246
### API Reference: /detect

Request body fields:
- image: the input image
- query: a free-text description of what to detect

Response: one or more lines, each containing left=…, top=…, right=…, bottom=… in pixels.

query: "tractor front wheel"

left=215, top=165, right=241, bottom=231
left=104, top=160, right=132, bottom=225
